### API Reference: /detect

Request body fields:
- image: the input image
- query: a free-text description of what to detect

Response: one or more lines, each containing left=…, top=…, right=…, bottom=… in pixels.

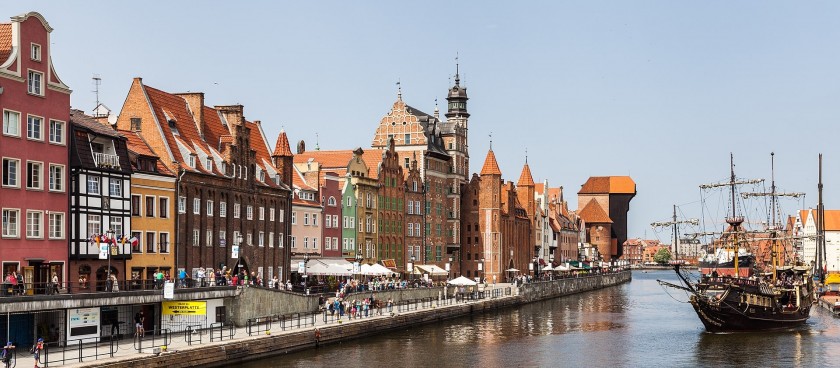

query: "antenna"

left=92, top=74, right=102, bottom=113
left=489, top=131, right=493, bottom=150
left=315, top=132, right=320, bottom=151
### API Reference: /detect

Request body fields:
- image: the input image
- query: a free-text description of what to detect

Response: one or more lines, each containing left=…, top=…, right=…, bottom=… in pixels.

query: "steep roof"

left=119, top=129, right=174, bottom=175
left=480, top=149, right=502, bottom=176
left=70, top=109, right=123, bottom=138
left=578, top=176, right=636, bottom=194
left=293, top=149, right=383, bottom=173
left=273, top=130, right=293, bottom=157
left=578, top=199, right=613, bottom=223
left=517, top=163, right=535, bottom=186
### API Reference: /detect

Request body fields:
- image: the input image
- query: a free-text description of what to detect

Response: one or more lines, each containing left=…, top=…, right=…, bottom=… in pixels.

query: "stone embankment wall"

left=92, top=271, right=631, bottom=368
left=226, top=286, right=447, bottom=326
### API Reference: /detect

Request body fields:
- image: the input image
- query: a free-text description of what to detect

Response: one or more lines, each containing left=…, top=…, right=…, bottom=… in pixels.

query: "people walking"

left=134, top=311, right=145, bottom=338
left=2, top=341, right=14, bottom=368
left=31, top=338, right=43, bottom=368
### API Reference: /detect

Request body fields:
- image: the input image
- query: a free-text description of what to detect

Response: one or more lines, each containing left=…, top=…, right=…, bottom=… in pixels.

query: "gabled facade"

left=291, top=165, right=323, bottom=258
left=69, top=110, right=132, bottom=290
left=116, top=79, right=292, bottom=282
left=377, top=139, right=406, bottom=269
left=0, top=12, right=71, bottom=291
left=405, top=155, right=424, bottom=269
left=577, top=176, right=636, bottom=260
left=320, top=173, right=342, bottom=258
left=123, top=130, right=176, bottom=284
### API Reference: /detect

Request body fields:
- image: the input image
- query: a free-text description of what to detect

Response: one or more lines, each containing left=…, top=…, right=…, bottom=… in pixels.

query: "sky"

left=7, top=1, right=840, bottom=243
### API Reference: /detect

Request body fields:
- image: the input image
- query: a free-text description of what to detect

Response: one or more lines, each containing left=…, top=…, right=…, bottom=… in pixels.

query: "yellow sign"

left=162, top=301, right=206, bottom=315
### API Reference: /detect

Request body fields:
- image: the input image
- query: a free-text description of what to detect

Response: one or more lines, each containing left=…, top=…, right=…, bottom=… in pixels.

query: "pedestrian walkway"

left=35, top=284, right=516, bottom=367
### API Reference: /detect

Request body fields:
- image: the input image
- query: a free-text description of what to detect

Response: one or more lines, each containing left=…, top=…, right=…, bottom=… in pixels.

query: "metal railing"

left=40, top=335, right=120, bottom=366
left=209, top=322, right=236, bottom=342
left=0, top=280, right=236, bottom=297
left=183, top=325, right=203, bottom=346
left=133, top=328, right=170, bottom=353
left=93, top=152, right=121, bottom=169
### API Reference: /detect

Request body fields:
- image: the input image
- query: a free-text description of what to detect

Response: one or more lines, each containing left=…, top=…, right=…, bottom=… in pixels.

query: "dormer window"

left=221, top=162, right=227, bottom=174
left=274, top=176, right=280, bottom=185
left=259, top=171, right=265, bottom=182
left=205, top=157, right=212, bottom=170
left=188, top=154, right=196, bottom=168
left=31, top=44, right=41, bottom=62
left=168, top=120, right=180, bottom=136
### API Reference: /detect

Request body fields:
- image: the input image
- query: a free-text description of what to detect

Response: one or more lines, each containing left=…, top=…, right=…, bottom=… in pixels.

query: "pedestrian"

left=178, top=269, right=187, bottom=288
left=15, top=272, right=23, bottom=295
left=387, top=298, right=393, bottom=313
left=208, top=269, right=216, bottom=287
left=286, top=280, right=292, bottom=291
left=51, top=273, right=59, bottom=294
left=272, top=275, right=279, bottom=289
left=2, top=341, right=14, bottom=368
left=134, top=310, right=145, bottom=338
left=197, top=268, right=206, bottom=287
left=31, top=337, right=43, bottom=368
left=110, top=274, right=119, bottom=292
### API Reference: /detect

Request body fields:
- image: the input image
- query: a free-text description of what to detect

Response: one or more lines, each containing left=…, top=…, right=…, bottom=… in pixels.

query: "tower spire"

left=454, top=53, right=460, bottom=86
left=489, top=131, right=493, bottom=150
left=397, top=80, right=402, bottom=101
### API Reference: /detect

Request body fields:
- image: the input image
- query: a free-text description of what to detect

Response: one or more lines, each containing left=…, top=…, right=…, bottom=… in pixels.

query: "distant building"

left=577, top=176, right=636, bottom=261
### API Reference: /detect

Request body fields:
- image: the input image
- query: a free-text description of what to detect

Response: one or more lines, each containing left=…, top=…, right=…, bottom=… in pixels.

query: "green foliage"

left=654, top=248, right=672, bottom=264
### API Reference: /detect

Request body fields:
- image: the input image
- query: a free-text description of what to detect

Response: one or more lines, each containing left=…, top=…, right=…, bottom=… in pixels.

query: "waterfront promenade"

left=26, top=271, right=629, bottom=367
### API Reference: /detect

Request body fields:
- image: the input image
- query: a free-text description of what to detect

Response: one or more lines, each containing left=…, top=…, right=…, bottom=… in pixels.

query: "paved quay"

left=32, top=272, right=630, bottom=367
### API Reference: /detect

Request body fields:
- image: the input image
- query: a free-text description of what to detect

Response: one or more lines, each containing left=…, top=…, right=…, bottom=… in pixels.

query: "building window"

left=27, top=70, right=43, bottom=96
left=269, top=208, right=275, bottom=221
left=258, top=231, right=264, bottom=247
left=291, top=211, right=297, bottom=225
left=193, top=229, right=200, bottom=246
left=110, top=217, right=123, bottom=237
left=325, top=215, right=331, bottom=228
left=312, top=214, right=318, bottom=227
left=160, top=233, right=169, bottom=253
left=130, top=117, right=142, bottom=131
left=87, top=215, right=101, bottom=236
left=259, top=207, right=265, bottom=221
left=3, top=110, right=21, bottom=137
left=109, top=179, right=122, bottom=197
left=146, top=232, right=156, bottom=253
left=279, top=233, right=284, bottom=248
left=87, top=176, right=100, bottom=194
left=45, top=164, right=63, bottom=192
left=145, top=196, right=155, bottom=217
left=188, top=155, right=196, bottom=168
left=26, top=211, right=42, bottom=238
left=332, top=215, right=338, bottom=229
left=207, top=200, right=214, bottom=216
left=30, top=43, right=41, bottom=61
left=325, top=236, right=331, bottom=250
left=303, top=237, right=309, bottom=249
left=408, top=223, right=414, bottom=236
left=26, top=161, right=42, bottom=190
left=404, top=133, right=411, bottom=145
left=207, top=230, right=213, bottom=247
left=131, top=231, right=142, bottom=253
left=159, top=197, right=169, bottom=218
left=27, top=115, right=43, bottom=140
left=268, top=231, right=274, bottom=248
left=2, top=158, right=19, bottom=187
left=220, top=202, right=227, bottom=217
left=279, top=209, right=285, bottom=221
left=303, top=213, right=309, bottom=226
left=246, top=205, right=253, bottom=220
left=48, top=212, right=64, bottom=239
left=290, top=236, right=296, bottom=249
left=193, top=198, right=200, bottom=214
left=218, top=230, right=226, bottom=247
left=2, top=209, right=20, bottom=237
left=247, top=233, right=253, bottom=246
left=205, top=157, right=212, bottom=170
left=178, top=196, right=186, bottom=213
left=131, top=195, right=141, bottom=216
left=234, top=203, right=241, bottom=218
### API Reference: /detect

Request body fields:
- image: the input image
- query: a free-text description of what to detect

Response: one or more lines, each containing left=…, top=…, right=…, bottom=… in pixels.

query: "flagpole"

left=106, top=229, right=115, bottom=291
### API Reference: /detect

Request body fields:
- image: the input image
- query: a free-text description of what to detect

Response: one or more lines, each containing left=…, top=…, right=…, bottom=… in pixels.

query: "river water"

left=241, top=270, right=840, bottom=368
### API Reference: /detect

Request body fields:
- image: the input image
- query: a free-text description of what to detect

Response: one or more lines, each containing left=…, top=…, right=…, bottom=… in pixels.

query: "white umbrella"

left=542, top=265, right=554, bottom=271
left=447, top=276, right=478, bottom=286
left=505, top=268, right=520, bottom=272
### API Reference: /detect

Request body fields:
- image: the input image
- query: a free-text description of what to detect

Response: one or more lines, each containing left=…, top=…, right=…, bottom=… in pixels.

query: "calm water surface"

left=241, top=270, right=840, bottom=367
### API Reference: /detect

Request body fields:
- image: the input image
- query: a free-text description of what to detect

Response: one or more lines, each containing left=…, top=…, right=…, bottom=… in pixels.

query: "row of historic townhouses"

left=404, top=156, right=424, bottom=273
left=320, top=173, right=342, bottom=258
left=123, top=130, right=176, bottom=285
left=347, top=148, right=380, bottom=264
left=516, top=161, right=538, bottom=270
left=115, top=79, right=292, bottom=283
left=290, top=165, right=323, bottom=271
left=69, top=110, right=132, bottom=291
left=620, top=239, right=645, bottom=266
left=576, top=176, right=636, bottom=261
left=376, top=138, right=406, bottom=272
left=534, top=181, right=552, bottom=264
left=0, top=12, right=71, bottom=292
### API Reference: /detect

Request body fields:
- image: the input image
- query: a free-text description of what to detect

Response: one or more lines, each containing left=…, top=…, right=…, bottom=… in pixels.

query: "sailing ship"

left=659, top=153, right=814, bottom=332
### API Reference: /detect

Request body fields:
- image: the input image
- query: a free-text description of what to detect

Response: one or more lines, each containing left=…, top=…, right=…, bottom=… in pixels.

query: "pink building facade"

left=0, top=12, right=71, bottom=291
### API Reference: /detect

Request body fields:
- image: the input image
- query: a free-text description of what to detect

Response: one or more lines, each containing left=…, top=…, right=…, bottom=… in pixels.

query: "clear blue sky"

left=8, top=1, right=840, bottom=242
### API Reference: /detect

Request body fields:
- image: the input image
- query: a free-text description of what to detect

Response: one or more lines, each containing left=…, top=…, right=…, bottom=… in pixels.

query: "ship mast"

left=742, top=153, right=804, bottom=282
left=650, top=206, right=697, bottom=262
left=818, top=154, right=826, bottom=282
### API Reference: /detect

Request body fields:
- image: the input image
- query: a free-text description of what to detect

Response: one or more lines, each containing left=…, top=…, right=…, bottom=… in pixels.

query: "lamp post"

left=106, top=229, right=115, bottom=291
left=355, top=251, right=363, bottom=281
left=446, top=256, right=453, bottom=281
left=303, top=252, right=311, bottom=293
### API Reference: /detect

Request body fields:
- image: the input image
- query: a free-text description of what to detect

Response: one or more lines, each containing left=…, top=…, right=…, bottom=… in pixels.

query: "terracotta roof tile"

left=480, top=149, right=502, bottom=176
left=578, top=176, right=636, bottom=194
left=534, top=183, right=545, bottom=193
left=246, top=120, right=272, bottom=164
left=517, top=163, right=534, bottom=186
left=70, top=109, right=122, bottom=138
left=0, top=23, right=11, bottom=64
left=202, top=106, right=230, bottom=152
left=273, top=130, right=293, bottom=157
left=119, top=129, right=156, bottom=157
left=578, top=199, right=612, bottom=223
left=293, top=149, right=383, bottom=177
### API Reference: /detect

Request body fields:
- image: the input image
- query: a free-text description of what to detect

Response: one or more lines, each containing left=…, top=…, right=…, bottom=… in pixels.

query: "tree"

left=653, top=248, right=672, bottom=264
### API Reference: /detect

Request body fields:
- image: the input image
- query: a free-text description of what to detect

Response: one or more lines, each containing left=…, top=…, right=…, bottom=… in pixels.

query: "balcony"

left=93, top=152, right=121, bottom=169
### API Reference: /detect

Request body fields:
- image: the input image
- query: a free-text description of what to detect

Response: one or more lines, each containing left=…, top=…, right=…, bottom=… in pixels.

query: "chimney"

left=175, top=92, right=205, bottom=136
left=215, top=105, right=244, bottom=130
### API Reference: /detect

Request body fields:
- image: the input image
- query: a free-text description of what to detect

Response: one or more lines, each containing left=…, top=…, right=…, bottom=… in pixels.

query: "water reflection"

left=241, top=271, right=840, bottom=368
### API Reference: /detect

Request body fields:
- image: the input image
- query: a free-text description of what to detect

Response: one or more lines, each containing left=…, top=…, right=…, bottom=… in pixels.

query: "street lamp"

left=446, top=256, right=453, bottom=280
left=106, top=229, right=115, bottom=291
left=355, top=251, right=363, bottom=281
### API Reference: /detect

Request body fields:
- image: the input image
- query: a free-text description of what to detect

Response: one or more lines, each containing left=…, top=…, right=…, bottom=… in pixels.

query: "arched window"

left=328, top=197, right=337, bottom=206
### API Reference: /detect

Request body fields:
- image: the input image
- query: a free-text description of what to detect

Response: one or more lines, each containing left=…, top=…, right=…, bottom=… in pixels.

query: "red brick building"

left=0, top=12, right=71, bottom=289
left=577, top=176, right=636, bottom=261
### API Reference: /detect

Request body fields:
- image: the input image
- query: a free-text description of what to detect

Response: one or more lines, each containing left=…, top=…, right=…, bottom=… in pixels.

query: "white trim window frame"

left=26, top=210, right=43, bottom=239
left=2, top=110, right=21, bottom=137
left=86, top=176, right=100, bottom=194
left=1, top=208, right=20, bottom=238
left=2, top=158, right=20, bottom=188
left=49, top=119, right=65, bottom=145
left=26, top=114, right=43, bottom=141
left=27, top=69, right=44, bottom=96
left=48, top=164, right=64, bottom=192
left=48, top=212, right=64, bottom=239
left=26, top=160, right=42, bottom=190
